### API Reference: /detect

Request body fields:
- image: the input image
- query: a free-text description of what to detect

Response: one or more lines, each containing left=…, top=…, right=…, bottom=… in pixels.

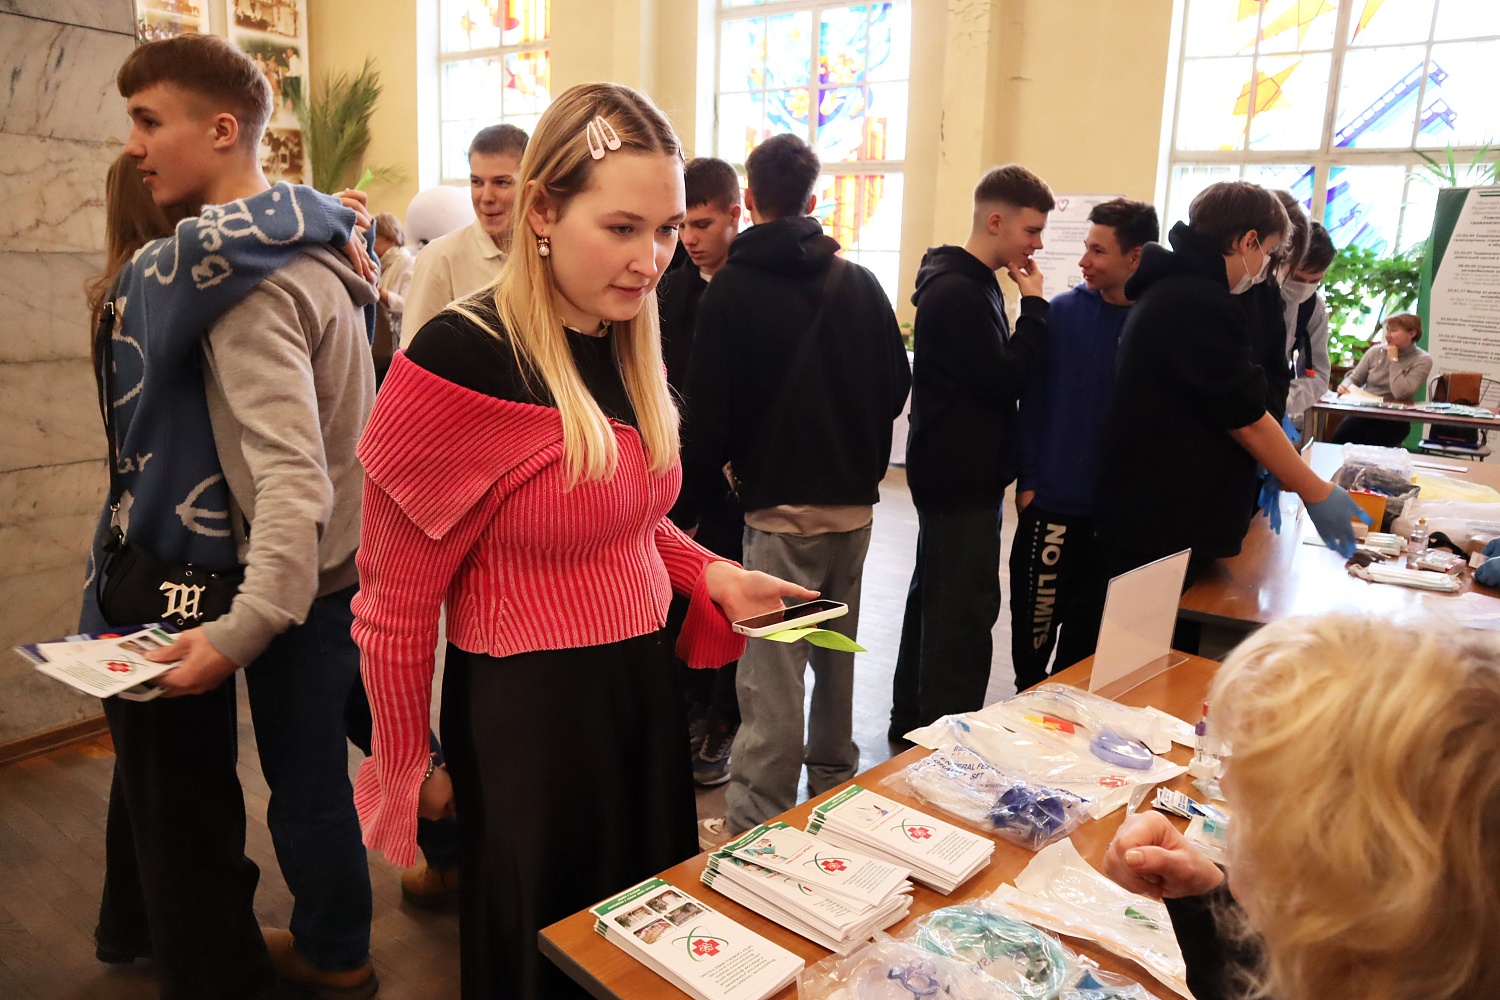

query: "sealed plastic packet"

left=974, top=684, right=1191, bottom=758
left=901, top=902, right=1162, bottom=1000
left=987, top=839, right=1191, bottom=1000
left=885, top=744, right=1089, bottom=851
left=902, top=715, right=1186, bottom=819
left=797, top=937, right=1018, bottom=1000
left=906, top=903, right=1074, bottom=998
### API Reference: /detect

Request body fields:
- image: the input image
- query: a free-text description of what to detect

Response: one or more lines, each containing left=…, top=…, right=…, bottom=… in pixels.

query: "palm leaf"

left=292, top=57, right=405, bottom=193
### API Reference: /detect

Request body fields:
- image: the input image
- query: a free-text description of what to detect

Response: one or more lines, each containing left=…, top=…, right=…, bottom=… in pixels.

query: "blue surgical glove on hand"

left=1258, top=474, right=1284, bottom=534
left=1306, top=486, right=1372, bottom=559
left=1476, top=538, right=1500, bottom=588
left=1280, top=412, right=1302, bottom=447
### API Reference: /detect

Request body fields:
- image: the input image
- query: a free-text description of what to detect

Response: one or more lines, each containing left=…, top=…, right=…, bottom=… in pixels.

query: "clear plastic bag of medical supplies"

left=903, top=715, right=1187, bottom=820
left=885, top=744, right=1089, bottom=851
left=988, top=840, right=1190, bottom=999
left=797, top=938, right=1018, bottom=1000
left=899, top=901, right=1164, bottom=1000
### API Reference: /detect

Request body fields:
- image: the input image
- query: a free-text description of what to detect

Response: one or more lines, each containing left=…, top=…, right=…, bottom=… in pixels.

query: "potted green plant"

left=292, top=57, right=403, bottom=193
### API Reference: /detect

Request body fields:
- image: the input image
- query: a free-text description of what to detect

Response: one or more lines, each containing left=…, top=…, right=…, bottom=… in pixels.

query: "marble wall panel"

left=0, top=252, right=104, bottom=363
left=0, top=459, right=107, bottom=524
left=0, top=1, right=134, bottom=36
left=0, top=564, right=98, bottom=746
left=0, top=14, right=134, bottom=144
left=0, top=357, right=106, bottom=474
left=0, top=133, right=114, bottom=254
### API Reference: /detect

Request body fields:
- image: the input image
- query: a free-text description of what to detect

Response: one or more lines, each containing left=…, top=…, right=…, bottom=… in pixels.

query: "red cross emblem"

left=106, top=662, right=133, bottom=674
left=820, top=858, right=847, bottom=873
left=692, top=938, right=720, bottom=957
left=907, top=826, right=932, bottom=840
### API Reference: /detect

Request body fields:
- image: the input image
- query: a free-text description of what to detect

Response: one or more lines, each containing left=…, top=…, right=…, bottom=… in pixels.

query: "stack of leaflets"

left=15, top=624, right=179, bottom=701
left=805, top=785, right=993, bottom=894
left=590, top=877, right=802, bottom=1000
left=700, top=822, right=912, bottom=953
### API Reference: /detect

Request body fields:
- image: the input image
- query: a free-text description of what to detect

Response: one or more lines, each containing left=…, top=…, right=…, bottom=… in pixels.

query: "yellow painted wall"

left=307, top=0, right=1179, bottom=310
left=307, top=0, right=424, bottom=215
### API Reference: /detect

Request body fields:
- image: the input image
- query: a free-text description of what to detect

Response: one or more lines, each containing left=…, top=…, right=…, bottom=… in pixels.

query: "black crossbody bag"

left=93, top=286, right=244, bottom=628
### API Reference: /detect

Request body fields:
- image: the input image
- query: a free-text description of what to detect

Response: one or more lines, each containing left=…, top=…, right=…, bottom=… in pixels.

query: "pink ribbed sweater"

left=351, top=354, right=743, bottom=866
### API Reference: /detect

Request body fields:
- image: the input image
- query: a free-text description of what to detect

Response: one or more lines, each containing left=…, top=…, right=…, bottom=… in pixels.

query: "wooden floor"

left=0, top=467, right=1025, bottom=1000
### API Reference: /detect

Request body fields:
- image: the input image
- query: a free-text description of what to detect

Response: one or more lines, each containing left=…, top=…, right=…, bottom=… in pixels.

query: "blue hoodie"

left=1017, top=285, right=1130, bottom=516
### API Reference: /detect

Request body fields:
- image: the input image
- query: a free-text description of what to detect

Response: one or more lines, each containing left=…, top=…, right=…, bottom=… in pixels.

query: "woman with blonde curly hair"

left=1103, top=614, right=1500, bottom=1000
left=352, top=82, right=815, bottom=999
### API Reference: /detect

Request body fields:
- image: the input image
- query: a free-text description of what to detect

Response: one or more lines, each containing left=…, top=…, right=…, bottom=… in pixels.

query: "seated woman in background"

left=1332, top=312, right=1433, bottom=446
left=1102, top=615, right=1500, bottom=1000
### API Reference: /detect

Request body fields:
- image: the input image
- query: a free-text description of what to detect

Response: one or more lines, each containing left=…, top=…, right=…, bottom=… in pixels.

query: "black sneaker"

left=687, top=713, right=709, bottom=758
left=693, top=724, right=735, bottom=787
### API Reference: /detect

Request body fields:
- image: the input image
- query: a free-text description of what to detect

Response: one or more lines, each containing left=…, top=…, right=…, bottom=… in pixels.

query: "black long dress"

left=406, top=309, right=700, bottom=1000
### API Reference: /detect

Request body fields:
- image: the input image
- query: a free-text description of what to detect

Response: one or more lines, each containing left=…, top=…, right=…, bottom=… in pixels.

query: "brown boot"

left=399, top=862, right=461, bottom=909
left=262, top=928, right=379, bottom=1000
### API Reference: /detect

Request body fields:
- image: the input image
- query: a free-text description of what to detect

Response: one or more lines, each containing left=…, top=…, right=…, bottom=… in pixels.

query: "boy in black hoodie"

left=889, top=165, right=1053, bottom=741
left=682, top=134, right=910, bottom=840
left=1075, top=181, right=1366, bottom=654
left=658, top=157, right=745, bottom=787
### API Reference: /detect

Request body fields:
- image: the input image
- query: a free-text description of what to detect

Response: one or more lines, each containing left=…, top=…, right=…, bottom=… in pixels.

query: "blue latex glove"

left=1258, top=474, right=1284, bottom=533
left=1305, top=486, right=1372, bottom=558
left=1280, top=412, right=1302, bottom=447
left=1476, top=538, right=1500, bottom=588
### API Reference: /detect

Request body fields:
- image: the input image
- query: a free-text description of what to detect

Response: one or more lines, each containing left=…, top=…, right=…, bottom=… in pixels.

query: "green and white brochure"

left=590, top=877, right=802, bottom=1000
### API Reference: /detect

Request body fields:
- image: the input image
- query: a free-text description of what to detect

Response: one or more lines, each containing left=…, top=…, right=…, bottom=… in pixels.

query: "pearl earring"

left=537, top=235, right=551, bottom=257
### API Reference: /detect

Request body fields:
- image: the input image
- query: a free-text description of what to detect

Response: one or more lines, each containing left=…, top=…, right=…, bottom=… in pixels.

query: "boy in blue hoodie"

left=1011, top=199, right=1159, bottom=689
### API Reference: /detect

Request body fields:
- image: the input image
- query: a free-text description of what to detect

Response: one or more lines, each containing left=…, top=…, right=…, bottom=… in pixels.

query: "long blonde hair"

left=1210, top=615, right=1500, bottom=1000
left=455, top=83, right=682, bottom=485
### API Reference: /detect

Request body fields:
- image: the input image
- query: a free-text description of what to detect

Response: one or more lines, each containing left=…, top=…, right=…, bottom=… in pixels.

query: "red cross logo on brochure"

left=907, top=826, right=932, bottom=840
left=692, top=938, right=721, bottom=957
left=819, top=857, right=847, bottom=873
left=106, top=662, right=133, bottom=674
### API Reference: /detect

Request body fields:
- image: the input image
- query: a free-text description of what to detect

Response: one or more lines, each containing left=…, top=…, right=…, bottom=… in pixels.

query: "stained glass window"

left=439, top=0, right=551, bottom=182
left=1166, top=0, right=1499, bottom=255
left=717, top=2, right=911, bottom=303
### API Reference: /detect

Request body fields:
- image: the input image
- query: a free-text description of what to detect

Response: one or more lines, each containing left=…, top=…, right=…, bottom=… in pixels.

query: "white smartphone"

left=732, top=599, right=849, bottom=638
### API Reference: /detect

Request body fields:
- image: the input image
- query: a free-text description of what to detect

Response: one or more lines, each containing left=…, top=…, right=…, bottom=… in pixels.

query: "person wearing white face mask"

left=1282, top=222, right=1337, bottom=432
left=1070, top=182, right=1369, bottom=662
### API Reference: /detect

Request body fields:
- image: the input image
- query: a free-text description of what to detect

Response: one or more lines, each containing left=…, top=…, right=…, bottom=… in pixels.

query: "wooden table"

left=1178, top=441, right=1500, bottom=633
left=540, top=653, right=1219, bottom=1000
left=1306, top=396, right=1500, bottom=443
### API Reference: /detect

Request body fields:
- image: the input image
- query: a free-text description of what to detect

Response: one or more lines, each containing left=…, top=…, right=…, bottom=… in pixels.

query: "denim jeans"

left=242, top=584, right=372, bottom=972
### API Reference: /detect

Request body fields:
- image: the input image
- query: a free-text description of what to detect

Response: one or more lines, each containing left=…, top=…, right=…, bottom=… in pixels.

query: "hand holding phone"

left=732, top=599, right=849, bottom=638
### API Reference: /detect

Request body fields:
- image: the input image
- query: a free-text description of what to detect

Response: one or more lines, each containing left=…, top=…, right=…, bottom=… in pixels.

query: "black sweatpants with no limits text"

left=1008, top=502, right=1097, bottom=690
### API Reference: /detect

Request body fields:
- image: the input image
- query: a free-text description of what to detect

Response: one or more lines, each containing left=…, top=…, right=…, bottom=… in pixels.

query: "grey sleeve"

left=1390, top=353, right=1434, bottom=401
left=1346, top=345, right=1375, bottom=388
left=199, top=281, right=333, bottom=667
left=1286, top=298, right=1331, bottom=420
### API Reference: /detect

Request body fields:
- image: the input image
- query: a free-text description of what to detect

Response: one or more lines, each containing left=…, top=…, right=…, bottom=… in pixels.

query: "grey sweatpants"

left=725, top=524, right=871, bottom=833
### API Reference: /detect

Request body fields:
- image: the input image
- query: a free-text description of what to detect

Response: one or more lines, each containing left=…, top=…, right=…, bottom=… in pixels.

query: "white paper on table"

left=1091, top=550, right=1191, bottom=693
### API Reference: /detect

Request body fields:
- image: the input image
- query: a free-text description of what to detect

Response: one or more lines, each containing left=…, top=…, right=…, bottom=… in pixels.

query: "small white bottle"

left=1406, top=517, right=1429, bottom=569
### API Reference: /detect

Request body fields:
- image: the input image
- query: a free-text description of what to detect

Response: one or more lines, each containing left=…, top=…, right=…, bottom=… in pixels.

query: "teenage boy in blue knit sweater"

left=1010, top=200, right=1159, bottom=689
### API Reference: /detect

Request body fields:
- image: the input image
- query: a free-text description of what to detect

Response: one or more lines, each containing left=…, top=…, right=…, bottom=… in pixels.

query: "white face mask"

left=1282, top=278, right=1317, bottom=305
left=1230, top=242, right=1272, bottom=295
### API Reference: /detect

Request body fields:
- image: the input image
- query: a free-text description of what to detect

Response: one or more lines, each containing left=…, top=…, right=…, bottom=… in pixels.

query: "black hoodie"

left=1096, top=222, right=1269, bottom=562
left=905, top=245, right=1049, bottom=512
left=680, top=216, right=910, bottom=519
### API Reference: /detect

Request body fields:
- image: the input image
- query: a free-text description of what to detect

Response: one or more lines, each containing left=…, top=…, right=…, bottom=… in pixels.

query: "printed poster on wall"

left=1423, top=186, right=1500, bottom=382
left=1031, top=194, right=1124, bottom=300
left=229, top=0, right=310, bottom=185
left=135, top=0, right=206, bottom=42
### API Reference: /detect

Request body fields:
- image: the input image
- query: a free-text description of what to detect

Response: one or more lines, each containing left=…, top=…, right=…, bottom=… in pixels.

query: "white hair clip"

left=585, top=115, right=622, bottom=160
